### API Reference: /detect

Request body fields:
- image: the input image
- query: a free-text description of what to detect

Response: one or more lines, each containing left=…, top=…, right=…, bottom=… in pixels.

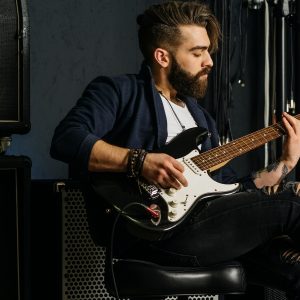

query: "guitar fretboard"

left=191, top=114, right=300, bottom=171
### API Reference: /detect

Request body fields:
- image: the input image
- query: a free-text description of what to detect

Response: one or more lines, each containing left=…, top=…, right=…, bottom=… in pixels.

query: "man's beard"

left=168, top=56, right=211, bottom=99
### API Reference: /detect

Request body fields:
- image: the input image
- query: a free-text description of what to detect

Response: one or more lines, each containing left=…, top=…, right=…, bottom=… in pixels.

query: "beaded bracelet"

left=127, top=148, right=148, bottom=178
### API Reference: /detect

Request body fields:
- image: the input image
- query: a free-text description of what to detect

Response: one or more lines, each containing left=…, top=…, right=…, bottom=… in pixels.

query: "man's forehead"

left=178, top=25, right=210, bottom=47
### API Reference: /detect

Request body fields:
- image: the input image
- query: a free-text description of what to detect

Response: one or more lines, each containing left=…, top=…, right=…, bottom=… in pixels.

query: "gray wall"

left=7, top=0, right=263, bottom=180
left=8, top=0, right=162, bottom=179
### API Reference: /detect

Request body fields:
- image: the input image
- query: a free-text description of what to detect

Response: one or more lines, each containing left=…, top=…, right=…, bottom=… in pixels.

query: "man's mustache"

left=196, top=67, right=212, bottom=79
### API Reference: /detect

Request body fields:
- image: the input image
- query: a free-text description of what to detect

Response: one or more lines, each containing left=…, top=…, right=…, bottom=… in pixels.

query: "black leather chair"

left=105, top=258, right=246, bottom=299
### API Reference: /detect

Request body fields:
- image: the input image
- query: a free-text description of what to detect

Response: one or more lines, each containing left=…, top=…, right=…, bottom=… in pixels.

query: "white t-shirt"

left=160, top=95, right=197, bottom=143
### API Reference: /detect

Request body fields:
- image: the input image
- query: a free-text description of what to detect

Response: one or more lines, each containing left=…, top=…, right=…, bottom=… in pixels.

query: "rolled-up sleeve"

left=50, top=76, right=121, bottom=172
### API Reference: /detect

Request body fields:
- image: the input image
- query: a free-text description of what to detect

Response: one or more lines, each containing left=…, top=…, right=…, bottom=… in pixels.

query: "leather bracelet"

left=127, top=148, right=148, bottom=178
left=136, top=150, right=148, bottom=177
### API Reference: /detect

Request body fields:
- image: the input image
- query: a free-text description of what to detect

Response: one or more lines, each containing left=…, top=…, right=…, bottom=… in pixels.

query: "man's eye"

left=193, top=53, right=201, bottom=57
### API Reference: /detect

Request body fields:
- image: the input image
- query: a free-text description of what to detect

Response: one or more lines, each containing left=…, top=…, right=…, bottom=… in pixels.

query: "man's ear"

left=153, top=48, right=171, bottom=68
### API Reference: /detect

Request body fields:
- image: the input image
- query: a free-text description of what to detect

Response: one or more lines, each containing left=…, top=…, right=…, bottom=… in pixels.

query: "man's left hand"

left=281, top=112, right=300, bottom=171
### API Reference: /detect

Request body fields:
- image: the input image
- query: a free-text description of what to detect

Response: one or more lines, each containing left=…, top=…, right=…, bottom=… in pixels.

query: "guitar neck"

left=191, top=114, right=300, bottom=171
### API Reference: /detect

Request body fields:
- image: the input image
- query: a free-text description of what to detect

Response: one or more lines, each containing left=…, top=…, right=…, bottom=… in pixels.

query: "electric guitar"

left=91, top=115, right=300, bottom=238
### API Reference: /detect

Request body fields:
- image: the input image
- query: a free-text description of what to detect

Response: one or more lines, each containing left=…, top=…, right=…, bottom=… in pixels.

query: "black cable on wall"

left=295, top=0, right=300, bottom=180
left=204, top=0, right=267, bottom=175
left=206, top=0, right=251, bottom=144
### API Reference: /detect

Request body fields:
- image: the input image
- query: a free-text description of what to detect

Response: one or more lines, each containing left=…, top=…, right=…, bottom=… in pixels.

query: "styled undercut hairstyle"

left=137, top=1, right=221, bottom=64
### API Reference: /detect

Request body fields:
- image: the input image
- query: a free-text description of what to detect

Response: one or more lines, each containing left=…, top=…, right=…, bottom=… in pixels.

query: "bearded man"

left=51, top=2, right=300, bottom=298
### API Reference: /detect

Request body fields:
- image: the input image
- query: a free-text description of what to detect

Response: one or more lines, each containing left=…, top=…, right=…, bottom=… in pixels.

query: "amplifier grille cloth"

left=0, top=0, right=19, bottom=121
left=265, top=287, right=287, bottom=300
left=62, top=187, right=218, bottom=300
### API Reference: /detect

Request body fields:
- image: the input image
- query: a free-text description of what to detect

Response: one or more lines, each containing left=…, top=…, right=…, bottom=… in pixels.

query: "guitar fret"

left=270, top=126, right=282, bottom=136
left=191, top=114, right=300, bottom=171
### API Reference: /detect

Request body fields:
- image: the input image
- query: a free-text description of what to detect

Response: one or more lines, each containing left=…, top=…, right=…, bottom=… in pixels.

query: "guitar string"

left=160, top=92, right=299, bottom=171
left=195, top=135, right=280, bottom=170
left=192, top=123, right=287, bottom=170
left=198, top=115, right=299, bottom=169
left=193, top=114, right=300, bottom=170
left=159, top=98, right=298, bottom=170
left=194, top=130, right=279, bottom=169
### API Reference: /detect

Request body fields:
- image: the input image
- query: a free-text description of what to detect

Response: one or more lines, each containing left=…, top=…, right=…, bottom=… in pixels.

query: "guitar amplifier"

left=0, top=0, right=30, bottom=135
left=57, top=180, right=219, bottom=300
left=0, top=155, right=31, bottom=300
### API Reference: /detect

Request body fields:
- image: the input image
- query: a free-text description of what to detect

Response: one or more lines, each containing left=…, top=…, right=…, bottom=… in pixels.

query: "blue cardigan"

left=50, top=63, right=241, bottom=184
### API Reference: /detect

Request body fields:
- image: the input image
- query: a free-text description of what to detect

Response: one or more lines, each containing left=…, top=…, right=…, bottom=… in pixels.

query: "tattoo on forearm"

left=266, top=161, right=280, bottom=172
left=279, top=164, right=289, bottom=182
left=251, top=160, right=282, bottom=181
left=252, top=161, right=289, bottom=184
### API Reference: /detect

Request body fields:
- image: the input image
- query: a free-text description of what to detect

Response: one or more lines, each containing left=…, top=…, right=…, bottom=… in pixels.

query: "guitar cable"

left=109, top=178, right=166, bottom=299
left=108, top=201, right=154, bottom=300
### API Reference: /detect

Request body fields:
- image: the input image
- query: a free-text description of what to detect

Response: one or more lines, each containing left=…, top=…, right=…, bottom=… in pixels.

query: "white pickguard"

left=158, top=150, right=240, bottom=223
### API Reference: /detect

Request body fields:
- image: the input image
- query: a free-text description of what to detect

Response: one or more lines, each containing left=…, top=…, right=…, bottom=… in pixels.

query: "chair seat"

left=106, top=258, right=247, bottom=298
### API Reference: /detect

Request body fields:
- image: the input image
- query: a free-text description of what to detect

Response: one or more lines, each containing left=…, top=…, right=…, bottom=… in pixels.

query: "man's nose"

left=202, top=51, right=213, bottom=68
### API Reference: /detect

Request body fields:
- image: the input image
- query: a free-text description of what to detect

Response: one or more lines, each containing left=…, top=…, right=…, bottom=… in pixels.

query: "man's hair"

left=137, top=1, right=220, bottom=64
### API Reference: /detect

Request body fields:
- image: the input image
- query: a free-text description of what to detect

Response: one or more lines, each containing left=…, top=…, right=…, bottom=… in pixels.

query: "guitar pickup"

left=183, top=155, right=202, bottom=175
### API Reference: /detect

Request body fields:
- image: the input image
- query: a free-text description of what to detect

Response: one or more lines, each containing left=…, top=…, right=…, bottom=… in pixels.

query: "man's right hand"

left=89, top=141, right=188, bottom=189
left=141, top=153, right=188, bottom=189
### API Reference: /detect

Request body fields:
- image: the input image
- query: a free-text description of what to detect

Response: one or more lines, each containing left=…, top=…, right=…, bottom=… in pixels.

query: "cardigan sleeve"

left=50, top=76, right=122, bottom=172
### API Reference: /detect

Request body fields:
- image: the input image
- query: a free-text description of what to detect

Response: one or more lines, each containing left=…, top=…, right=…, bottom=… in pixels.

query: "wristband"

left=127, top=149, right=148, bottom=178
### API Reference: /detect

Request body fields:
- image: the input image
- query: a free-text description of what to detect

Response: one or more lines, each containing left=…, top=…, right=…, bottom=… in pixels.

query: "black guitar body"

left=90, top=113, right=298, bottom=239
left=157, top=127, right=208, bottom=157
left=90, top=127, right=233, bottom=240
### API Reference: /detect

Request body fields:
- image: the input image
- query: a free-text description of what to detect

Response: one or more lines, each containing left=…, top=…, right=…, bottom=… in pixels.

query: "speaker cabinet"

left=296, top=0, right=300, bottom=113
left=0, top=0, right=30, bottom=135
left=31, top=180, right=220, bottom=300
left=0, top=156, right=31, bottom=300
left=61, top=182, right=219, bottom=300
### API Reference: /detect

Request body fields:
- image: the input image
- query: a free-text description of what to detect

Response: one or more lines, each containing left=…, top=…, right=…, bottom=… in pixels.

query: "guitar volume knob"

left=168, top=208, right=177, bottom=218
left=166, top=188, right=177, bottom=196
left=169, top=199, right=179, bottom=208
